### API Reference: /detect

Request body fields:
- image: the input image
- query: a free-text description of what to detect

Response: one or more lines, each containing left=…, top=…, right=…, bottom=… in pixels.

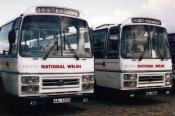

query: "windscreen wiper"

left=154, top=46, right=164, bottom=60
left=43, top=41, right=58, bottom=60
left=65, top=39, right=79, bottom=60
left=152, top=37, right=164, bottom=60
left=139, top=50, right=146, bottom=61
left=139, top=37, right=150, bottom=61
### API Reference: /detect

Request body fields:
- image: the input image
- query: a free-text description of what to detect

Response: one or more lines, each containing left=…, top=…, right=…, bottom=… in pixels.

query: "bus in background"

left=0, top=6, right=94, bottom=105
left=93, top=17, right=172, bottom=97
left=168, top=33, right=175, bottom=71
left=168, top=33, right=175, bottom=88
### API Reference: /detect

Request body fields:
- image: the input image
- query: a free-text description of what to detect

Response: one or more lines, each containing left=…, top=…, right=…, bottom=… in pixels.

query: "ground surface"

left=0, top=90, right=175, bottom=116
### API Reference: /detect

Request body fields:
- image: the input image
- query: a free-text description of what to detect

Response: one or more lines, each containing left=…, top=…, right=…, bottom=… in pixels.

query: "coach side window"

left=107, top=27, right=119, bottom=58
left=9, top=18, right=22, bottom=56
left=93, top=29, right=107, bottom=58
left=0, top=22, right=13, bottom=56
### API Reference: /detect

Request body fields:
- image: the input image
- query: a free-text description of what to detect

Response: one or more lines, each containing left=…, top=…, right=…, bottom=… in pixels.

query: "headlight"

left=21, top=85, right=39, bottom=93
left=21, top=76, right=39, bottom=84
left=124, top=81, right=137, bottom=88
left=165, top=81, right=171, bottom=85
left=165, top=73, right=172, bottom=86
left=165, top=73, right=171, bottom=79
left=124, top=74, right=137, bottom=80
left=82, top=75, right=94, bottom=82
left=82, top=83, right=94, bottom=91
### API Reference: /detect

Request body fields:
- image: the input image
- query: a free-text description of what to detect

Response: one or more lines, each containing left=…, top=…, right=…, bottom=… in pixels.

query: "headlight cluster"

left=123, top=74, right=137, bottom=88
left=124, top=74, right=137, bottom=80
left=21, top=76, right=39, bottom=93
left=22, top=76, right=39, bottom=84
left=165, top=73, right=172, bottom=86
left=21, top=85, right=39, bottom=93
left=82, top=75, right=94, bottom=82
left=82, top=75, right=94, bottom=91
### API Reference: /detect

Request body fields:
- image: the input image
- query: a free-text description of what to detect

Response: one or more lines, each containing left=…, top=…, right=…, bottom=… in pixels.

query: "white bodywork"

left=94, top=17, right=172, bottom=91
left=95, top=58, right=172, bottom=90
left=1, top=57, right=94, bottom=96
left=0, top=6, right=94, bottom=98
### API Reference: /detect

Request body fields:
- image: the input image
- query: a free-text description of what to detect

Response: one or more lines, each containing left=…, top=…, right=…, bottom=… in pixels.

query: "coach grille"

left=42, top=78, right=80, bottom=90
left=139, top=76, right=164, bottom=84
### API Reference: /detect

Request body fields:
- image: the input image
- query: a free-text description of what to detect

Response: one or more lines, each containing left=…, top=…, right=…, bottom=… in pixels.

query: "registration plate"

left=146, top=91, right=158, bottom=96
left=53, top=98, right=71, bottom=104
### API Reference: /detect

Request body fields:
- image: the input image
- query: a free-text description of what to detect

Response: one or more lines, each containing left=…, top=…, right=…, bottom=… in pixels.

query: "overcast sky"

left=0, top=0, right=175, bottom=33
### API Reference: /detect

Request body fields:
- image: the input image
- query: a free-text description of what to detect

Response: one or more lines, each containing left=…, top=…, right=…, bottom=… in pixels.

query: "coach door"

left=104, top=27, right=120, bottom=89
left=93, top=29, right=108, bottom=87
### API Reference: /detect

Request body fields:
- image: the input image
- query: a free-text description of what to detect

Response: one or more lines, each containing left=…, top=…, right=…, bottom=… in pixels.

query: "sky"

left=0, top=0, right=175, bottom=33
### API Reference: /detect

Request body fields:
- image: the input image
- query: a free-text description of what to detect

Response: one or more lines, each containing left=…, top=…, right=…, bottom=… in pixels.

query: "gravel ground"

left=0, top=91, right=175, bottom=116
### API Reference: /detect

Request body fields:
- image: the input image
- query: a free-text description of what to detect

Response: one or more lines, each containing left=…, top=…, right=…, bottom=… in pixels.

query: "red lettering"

left=155, top=64, right=165, bottom=68
left=67, top=65, right=81, bottom=68
left=137, top=65, right=141, bottom=68
left=138, top=64, right=165, bottom=68
left=41, top=65, right=65, bottom=69
left=137, top=64, right=153, bottom=68
left=41, top=65, right=46, bottom=68
left=41, top=64, right=82, bottom=69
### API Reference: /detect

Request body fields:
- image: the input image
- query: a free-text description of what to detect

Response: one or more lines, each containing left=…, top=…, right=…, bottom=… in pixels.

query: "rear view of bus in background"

left=93, top=17, right=172, bottom=97
left=0, top=6, right=94, bottom=105
left=168, top=33, right=175, bottom=88
left=168, top=33, right=175, bottom=69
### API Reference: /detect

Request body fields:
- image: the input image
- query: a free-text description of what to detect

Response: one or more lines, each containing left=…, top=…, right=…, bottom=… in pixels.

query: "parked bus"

left=168, top=33, right=175, bottom=89
left=93, top=17, right=172, bottom=97
left=0, top=6, right=94, bottom=105
left=168, top=33, right=175, bottom=70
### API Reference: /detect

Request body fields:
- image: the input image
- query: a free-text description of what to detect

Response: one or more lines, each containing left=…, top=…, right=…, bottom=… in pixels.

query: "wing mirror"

left=8, top=30, right=16, bottom=44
